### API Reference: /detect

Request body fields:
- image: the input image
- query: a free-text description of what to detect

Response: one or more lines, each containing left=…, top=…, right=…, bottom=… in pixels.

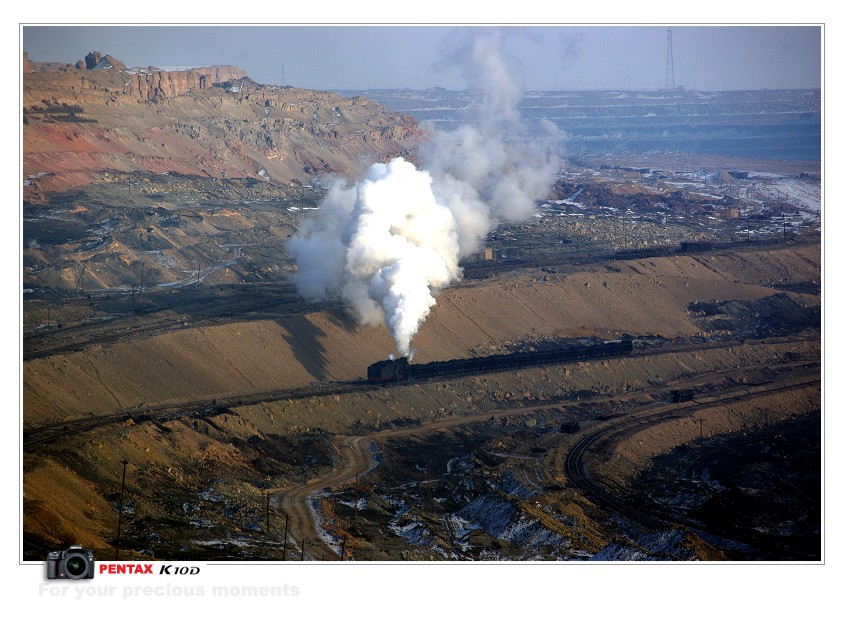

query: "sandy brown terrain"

left=22, top=240, right=820, bottom=561
left=21, top=52, right=821, bottom=562
left=23, top=242, right=819, bottom=429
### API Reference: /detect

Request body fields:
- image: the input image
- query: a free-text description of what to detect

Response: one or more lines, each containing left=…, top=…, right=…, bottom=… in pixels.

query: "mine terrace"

left=22, top=52, right=820, bottom=563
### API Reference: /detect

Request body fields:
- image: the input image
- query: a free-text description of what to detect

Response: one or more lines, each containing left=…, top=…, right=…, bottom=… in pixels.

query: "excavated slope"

left=23, top=244, right=820, bottom=427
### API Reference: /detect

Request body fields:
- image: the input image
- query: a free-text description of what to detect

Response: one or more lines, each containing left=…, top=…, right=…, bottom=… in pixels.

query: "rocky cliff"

left=123, top=64, right=247, bottom=101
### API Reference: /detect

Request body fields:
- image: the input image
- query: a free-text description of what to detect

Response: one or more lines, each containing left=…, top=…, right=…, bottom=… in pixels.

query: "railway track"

left=25, top=234, right=817, bottom=360
left=23, top=331, right=819, bottom=451
left=22, top=378, right=363, bottom=451
left=270, top=359, right=818, bottom=560
left=562, top=369, right=821, bottom=533
left=23, top=288, right=343, bottom=361
left=23, top=300, right=348, bottom=361
left=23, top=346, right=819, bottom=560
left=461, top=233, right=816, bottom=280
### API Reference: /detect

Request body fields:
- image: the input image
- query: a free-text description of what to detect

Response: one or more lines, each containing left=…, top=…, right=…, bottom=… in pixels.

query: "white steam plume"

left=287, top=29, right=564, bottom=357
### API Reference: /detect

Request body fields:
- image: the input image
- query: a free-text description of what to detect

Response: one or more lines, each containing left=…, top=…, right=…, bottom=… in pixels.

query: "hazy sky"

left=21, top=24, right=821, bottom=92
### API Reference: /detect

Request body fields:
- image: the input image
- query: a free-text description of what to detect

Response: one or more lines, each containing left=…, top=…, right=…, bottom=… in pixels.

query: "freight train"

left=367, top=336, right=633, bottom=383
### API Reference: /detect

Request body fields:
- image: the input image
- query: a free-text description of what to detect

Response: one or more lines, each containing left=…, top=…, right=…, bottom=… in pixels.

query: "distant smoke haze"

left=288, top=29, right=565, bottom=357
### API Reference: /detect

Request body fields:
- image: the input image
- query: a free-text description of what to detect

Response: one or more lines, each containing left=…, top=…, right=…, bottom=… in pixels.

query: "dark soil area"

left=628, top=411, right=821, bottom=560
left=688, top=293, right=820, bottom=339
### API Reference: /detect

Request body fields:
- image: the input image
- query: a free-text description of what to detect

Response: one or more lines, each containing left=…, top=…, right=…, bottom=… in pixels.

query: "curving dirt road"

left=271, top=435, right=373, bottom=560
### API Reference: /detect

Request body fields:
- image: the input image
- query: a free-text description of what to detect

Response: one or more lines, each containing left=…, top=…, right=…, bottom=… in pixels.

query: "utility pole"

left=75, top=262, right=86, bottom=295
left=282, top=513, right=289, bottom=560
left=265, top=491, right=270, bottom=536
left=115, top=459, right=129, bottom=560
left=353, top=472, right=360, bottom=522
left=665, top=27, right=676, bottom=90
left=623, top=214, right=626, bottom=250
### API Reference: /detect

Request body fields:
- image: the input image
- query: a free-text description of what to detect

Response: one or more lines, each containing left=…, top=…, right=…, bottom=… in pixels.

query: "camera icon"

left=47, top=546, right=95, bottom=579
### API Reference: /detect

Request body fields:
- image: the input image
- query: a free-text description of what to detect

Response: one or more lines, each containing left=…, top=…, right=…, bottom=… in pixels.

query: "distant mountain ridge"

left=349, top=87, right=821, bottom=162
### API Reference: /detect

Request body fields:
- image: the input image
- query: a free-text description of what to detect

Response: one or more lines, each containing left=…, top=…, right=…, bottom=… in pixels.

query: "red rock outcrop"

left=22, top=53, right=420, bottom=196
left=126, top=65, right=246, bottom=101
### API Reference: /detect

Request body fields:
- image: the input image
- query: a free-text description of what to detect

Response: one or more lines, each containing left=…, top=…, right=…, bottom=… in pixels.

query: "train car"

left=367, top=356, right=410, bottom=382
left=612, top=246, right=674, bottom=261
left=367, top=337, right=633, bottom=384
left=670, top=388, right=695, bottom=403
left=679, top=241, right=713, bottom=253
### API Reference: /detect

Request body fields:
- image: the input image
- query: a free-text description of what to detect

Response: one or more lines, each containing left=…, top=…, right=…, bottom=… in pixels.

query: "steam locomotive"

left=367, top=336, right=633, bottom=384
